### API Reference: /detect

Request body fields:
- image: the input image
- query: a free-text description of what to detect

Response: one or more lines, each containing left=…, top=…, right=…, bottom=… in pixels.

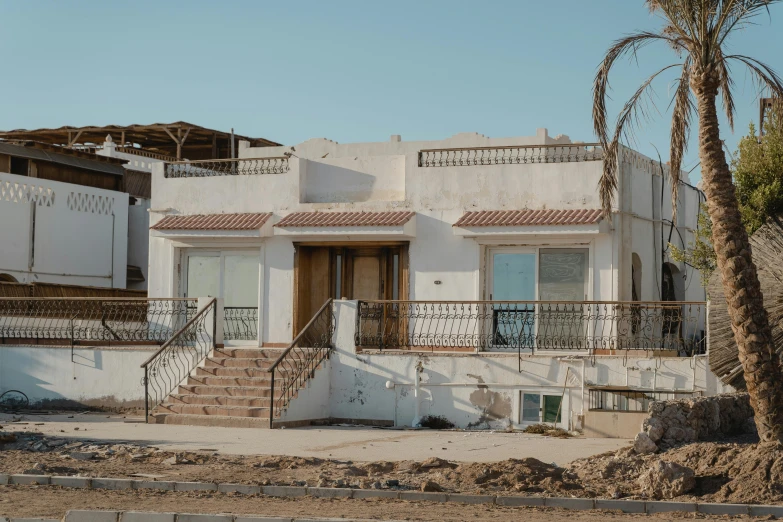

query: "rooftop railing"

left=418, top=143, right=603, bottom=167
left=165, top=157, right=290, bottom=178
left=115, top=146, right=179, bottom=162
left=0, top=298, right=196, bottom=344
left=355, top=300, right=705, bottom=357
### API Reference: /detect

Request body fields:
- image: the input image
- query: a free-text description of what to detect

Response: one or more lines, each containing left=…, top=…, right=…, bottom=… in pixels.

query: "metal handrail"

left=140, top=298, right=217, bottom=421
left=269, top=298, right=334, bottom=372
left=418, top=143, right=602, bottom=153
left=166, top=156, right=289, bottom=165
left=268, top=298, right=334, bottom=426
left=140, top=298, right=216, bottom=368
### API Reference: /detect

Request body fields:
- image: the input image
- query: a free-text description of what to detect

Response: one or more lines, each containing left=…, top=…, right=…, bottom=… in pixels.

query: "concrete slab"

left=91, top=478, right=133, bottom=490
left=9, top=475, right=51, bottom=485
left=132, top=481, right=176, bottom=491
left=64, top=511, right=119, bottom=522
left=350, top=489, right=400, bottom=499
left=594, top=499, right=646, bottom=513
left=697, top=503, right=750, bottom=515
left=217, top=483, right=262, bottom=495
left=306, top=487, right=353, bottom=498
left=174, top=482, right=218, bottom=492
left=495, top=496, right=545, bottom=507
left=177, top=515, right=233, bottom=522
left=645, top=501, right=697, bottom=514
left=749, top=505, right=783, bottom=517
left=545, top=498, right=595, bottom=510
left=52, top=476, right=91, bottom=489
left=398, top=491, right=448, bottom=502
left=0, top=413, right=626, bottom=464
left=447, top=494, right=495, bottom=504
left=262, top=486, right=308, bottom=497
left=120, top=513, right=176, bottom=522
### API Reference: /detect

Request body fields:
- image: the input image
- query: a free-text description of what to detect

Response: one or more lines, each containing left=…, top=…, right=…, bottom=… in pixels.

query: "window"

left=521, top=391, right=564, bottom=425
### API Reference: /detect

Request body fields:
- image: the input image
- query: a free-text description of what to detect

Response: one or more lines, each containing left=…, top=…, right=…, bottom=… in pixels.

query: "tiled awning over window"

left=275, top=211, right=415, bottom=228
left=151, top=213, right=272, bottom=231
left=454, top=209, right=603, bottom=227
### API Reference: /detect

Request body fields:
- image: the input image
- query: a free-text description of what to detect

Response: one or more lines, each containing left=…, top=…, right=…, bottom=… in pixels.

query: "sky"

left=1, top=1, right=782, bottom=183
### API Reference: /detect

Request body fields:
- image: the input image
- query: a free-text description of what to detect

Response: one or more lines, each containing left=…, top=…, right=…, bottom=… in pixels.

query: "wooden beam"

left=67, top=130, right=83, bottom=147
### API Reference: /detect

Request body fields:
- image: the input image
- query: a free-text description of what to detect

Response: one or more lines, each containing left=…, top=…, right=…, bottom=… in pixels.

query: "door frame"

left=180, top=248, right=262, bottom=346
left=293, top=241, right=409, bottom=336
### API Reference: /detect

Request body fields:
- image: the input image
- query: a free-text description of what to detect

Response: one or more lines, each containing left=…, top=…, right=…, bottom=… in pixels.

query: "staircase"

left=153, top=347, right=285, bottom=428
left=143, top=298, right=334, bottom=429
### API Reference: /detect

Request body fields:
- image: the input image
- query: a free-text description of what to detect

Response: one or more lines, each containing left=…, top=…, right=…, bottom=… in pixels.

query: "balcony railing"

left=418, top=143, right=603, bottom=167
left=115, top=146, right=179, bottom=162
left=165, top=157, right=289, bottom=178
left=355, top=301, right=705, bottom=356
left=588, top=388, right=700, bottom=412
left=223, top=306, right=258, bottom=341
left=0, top=298, right=197, bottom=344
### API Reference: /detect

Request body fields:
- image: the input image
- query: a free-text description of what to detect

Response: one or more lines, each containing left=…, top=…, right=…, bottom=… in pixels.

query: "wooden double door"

left=294, top=243, right=408, bottom=333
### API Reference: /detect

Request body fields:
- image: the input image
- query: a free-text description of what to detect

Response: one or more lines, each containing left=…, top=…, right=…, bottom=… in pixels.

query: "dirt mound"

left=570, top=441, right=783, bottom=503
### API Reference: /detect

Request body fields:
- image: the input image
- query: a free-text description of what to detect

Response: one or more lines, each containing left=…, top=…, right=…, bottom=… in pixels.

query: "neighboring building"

left=0, top=122, right=280, bottom=291
left=138, top=128, right=726, bottom=433
left=0, top=141, right=130, bottom=289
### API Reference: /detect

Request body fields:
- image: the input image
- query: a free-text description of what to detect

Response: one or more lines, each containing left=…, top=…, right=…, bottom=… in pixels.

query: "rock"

left=317, top=479, right=328, bottom=488
left=334, top=479, right=347, bottom=488
left=644, top=418, right=665, bottom=442
left=130, top=453, right=147, bottom=460
left=46, top=439, right=67, bottom=448
left=633, top=432, right=658, bottom=454
left=421, top=480, right=444, bottom=492
left=419, top=457, right=455, bottom=469
left=372, top=481, right=382, bottom=489
left=70, top=451, right=97, bottom=461
left=638, top=461, right=695, bottom=500
left=385, top=479, right=399, bottom=488
left=0, top=432, right=17, bottom=444
left=162, top=456, right=180, bottom=465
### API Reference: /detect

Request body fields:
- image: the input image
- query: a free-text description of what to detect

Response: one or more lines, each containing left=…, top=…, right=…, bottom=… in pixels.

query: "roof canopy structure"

left=0, top=121, right=279, bottom=160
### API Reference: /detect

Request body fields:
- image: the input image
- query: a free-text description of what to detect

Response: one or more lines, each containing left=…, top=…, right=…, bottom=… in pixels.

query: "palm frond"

left=593, top=32, right=681, bottom=217
left=716, top=50, right=736, bottom=130
left=668, top=58, right=695, bottom=224
left=726, top=54, right=783, bottom=97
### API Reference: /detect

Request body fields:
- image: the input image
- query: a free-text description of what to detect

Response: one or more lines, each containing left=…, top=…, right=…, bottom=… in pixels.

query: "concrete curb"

left=4, top=473, right=783, bottom=516
left=59, top=513, right=404, bottom=522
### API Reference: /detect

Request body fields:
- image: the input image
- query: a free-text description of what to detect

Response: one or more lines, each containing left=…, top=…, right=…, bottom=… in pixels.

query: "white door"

left=184, top=250, right=260, bottom=345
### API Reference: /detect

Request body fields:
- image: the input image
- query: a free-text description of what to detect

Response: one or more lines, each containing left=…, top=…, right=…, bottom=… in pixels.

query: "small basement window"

left=588, top=388, right=700, bottom=413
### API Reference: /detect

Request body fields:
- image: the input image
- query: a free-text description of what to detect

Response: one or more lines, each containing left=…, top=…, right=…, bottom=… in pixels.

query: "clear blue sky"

left=2, top=1, right=781, bottom=182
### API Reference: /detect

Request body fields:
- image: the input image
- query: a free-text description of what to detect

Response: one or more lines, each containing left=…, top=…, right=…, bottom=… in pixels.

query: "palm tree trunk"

left=693, top=70, right=783, bottom=442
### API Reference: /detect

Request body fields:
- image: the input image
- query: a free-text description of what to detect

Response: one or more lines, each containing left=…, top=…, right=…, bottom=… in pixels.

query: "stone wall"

left=641, top=393, right=753, bottom=450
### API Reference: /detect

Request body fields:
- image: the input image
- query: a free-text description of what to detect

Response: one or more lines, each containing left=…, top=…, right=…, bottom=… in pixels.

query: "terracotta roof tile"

left=275, top=211, right=415, bottom=227
left=151, top=213, right=272, bottom=231
left=454, top=209, right=603, bottom=227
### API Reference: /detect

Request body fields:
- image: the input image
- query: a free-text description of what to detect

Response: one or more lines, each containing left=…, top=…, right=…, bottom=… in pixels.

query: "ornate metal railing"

left=165, top=157, right=289, bottom=178
left=268, top=299, right=334, bottom=426
left=0, top=298, right=196, bottom=344
left=223, top=306, right=258, bottom=341
left=588, top=388, right=700, bottom=413
left=141, top=298, right=217, bottom=420
left=418, top=143, right=603, bottom=167
left=355, top=301, right=706, bottom=356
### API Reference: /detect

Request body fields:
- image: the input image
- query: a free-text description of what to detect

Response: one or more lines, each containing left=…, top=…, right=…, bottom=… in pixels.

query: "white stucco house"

left=135, top=127, right=729, bottom=435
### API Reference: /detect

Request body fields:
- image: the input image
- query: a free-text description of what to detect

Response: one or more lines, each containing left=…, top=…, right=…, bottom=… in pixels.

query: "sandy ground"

left=0, top=412, right=626, bottom=464
left=0, top=486, right=753, bottom=521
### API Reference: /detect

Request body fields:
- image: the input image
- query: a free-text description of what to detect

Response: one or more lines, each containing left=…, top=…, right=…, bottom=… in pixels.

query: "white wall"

left=277, top=301, right=723, bottom=429
left=0, top=345, right=150, bottom=409
left=0, top=172, right=128, bottom=288
left=128, top=199, right=150, bottom=290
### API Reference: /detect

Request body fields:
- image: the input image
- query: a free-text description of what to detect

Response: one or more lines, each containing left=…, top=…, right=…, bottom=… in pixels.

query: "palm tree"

left=593, top=0, right=783, bottom=441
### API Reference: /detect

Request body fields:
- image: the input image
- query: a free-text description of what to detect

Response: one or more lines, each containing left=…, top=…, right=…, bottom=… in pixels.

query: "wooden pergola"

left=0, top=121, right=280, bottom=160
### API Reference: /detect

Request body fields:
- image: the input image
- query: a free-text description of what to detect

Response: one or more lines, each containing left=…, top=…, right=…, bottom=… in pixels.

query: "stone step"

left=178, top=384, right=274, bottom=397
left=213, top=348, right=288, bottom=359
left=204, top=357, right=279, bottom=369
left=158, top=403, right=270, bottom=418
left=196, top=366, right=279, bottom=378
left=153, top=413, right=272, bottom=429
left=169, top=393, right=272, bottom=407
left=187, top=375, right=278, bottom=387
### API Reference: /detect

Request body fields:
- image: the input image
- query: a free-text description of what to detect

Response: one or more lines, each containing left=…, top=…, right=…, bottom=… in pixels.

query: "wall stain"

left=467, top=387, right=512, bottom=429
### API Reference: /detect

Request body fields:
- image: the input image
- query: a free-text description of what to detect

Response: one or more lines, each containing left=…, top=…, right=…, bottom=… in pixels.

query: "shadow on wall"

left=0, top=347, right=144, bottom=411
left=304, top=161, right=387, bottom=203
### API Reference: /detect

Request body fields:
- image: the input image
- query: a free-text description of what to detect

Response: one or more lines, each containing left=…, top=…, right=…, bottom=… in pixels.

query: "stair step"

left=205, top=357, right=279, bottom=368
left=158, top=403, right=270, bottom=418
left=169, top=394, right=272, bottom=407
left=196, top=367, right=276, bottom=378
left=213, top=348, right=288, bottom=358
left=178, top=384, right=273, bottom=397
left=153, top=413, right=272, bottom=429
left=187, top=375, right=282, bottom=387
